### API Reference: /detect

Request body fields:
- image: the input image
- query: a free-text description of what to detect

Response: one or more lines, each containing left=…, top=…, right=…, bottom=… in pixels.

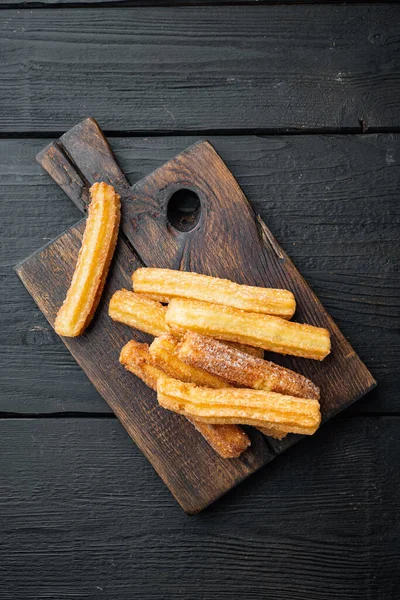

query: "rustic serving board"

left=16, top=118, right=375, bottom=513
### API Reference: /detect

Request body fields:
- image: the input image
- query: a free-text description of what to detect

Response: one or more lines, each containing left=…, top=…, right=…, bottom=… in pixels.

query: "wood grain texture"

left=18, top=123, right=375, bottom=509
left=3, top=0, right=370, bottom=6
left=0, top=416, right=398, bottom=599
left=2, top=134, right=398, bottom=415
left=1, top=4, right=399, bottom=132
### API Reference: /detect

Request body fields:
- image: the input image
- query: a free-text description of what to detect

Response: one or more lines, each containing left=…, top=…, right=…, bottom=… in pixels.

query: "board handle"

left=60, top=118, right=131, bottom=197
left=36, top=141, right=90, bottom=212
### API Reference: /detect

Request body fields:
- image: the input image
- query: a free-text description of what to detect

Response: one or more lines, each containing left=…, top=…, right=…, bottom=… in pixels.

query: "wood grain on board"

left=16, top=119, right=375, bottom=510
left=1, top=4, right=399, bottom=133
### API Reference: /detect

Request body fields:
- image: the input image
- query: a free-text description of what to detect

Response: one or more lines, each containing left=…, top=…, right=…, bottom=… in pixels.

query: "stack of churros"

left=54, top=184, right=329, bottom=459
left=109, top=267, right=330, bottom=457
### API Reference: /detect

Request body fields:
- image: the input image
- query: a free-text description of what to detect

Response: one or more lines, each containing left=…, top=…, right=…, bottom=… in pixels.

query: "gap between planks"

left=2, top=127, right=400, bottom=140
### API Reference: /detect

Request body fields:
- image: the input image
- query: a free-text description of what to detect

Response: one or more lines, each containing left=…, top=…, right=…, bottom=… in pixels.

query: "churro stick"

left=110, top=289, right=263, bottom=357
left=119, top=341, right=250, bottom=459
left=157, top=376, right=322, bottom=436
left=55, top=182, right=120, bottom=337
left=109, top=290, right=168, bottom=337
left=166, top=299, right=331, bottom=361
left=151, top=334, right=287, bottom=440
left=178, top=333, right=320, bottom=400
left=150, top=334, right=232, bottom=389
left=133, top=268, right=295, bottom=319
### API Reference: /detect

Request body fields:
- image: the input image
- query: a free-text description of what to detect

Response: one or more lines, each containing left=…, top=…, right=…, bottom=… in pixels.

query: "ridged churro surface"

left=55, top=182, right=120, bottom=337
left=166, top=299, right=331, bottom=360
left=133, top=268, right=295, bottom=319
left=157, top=376, right=321, bottom=435
left=109, top=290, right=168, bottom=337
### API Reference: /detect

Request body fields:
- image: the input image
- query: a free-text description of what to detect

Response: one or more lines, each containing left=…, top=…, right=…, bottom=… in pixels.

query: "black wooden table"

left=1, top=2, right=399, bottom=599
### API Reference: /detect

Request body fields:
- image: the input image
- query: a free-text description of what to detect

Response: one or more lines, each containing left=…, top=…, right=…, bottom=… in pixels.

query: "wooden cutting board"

left=16, top=118, right=376, bottom=513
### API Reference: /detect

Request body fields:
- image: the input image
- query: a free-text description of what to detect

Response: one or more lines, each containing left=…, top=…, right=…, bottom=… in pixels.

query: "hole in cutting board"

left=167, top=189, right=201, bottom=232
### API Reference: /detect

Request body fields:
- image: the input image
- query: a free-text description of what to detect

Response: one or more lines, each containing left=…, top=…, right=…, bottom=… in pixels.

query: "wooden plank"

left=0, top=415, right=398, bottom=599
left=2, top=134, right=398, bottom=415
left=3, top=1, right=368, bottom=6
left=16, top=126, right=376, bottom=509
left=1, top=5, right=399, bottom=132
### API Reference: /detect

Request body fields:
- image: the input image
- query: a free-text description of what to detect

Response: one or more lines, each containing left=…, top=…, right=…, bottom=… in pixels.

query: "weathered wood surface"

left=2, top=134, right=398, bottom=415
left=0, top=415, right=399, bottom=599
left=1, top=4, right=399, bottom=133
left=3, top=0, right=368, bottom=6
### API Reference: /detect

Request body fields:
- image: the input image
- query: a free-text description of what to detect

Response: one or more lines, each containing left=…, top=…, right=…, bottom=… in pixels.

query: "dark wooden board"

left=1, top=5, right=400, bottom=133
left=16, top=119, right=375, bottom=510
left=0, top=416, right=399, bottom=599
left=2, top=134, right=398, bottom=415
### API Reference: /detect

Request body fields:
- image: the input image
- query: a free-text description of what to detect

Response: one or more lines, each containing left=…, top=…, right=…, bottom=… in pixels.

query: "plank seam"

left=2, top=127, right=400, bottom=140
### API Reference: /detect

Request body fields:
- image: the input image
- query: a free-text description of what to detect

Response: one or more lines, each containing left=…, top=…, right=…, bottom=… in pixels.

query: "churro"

left=55, top=182, right=120, bottom=337
left=110, top=290, right=263, bottom=357
left=166, top=299, right=331, bottom=360
left=150, top=334, right=231, bottom=389
left=151, top=334, right=288, bottom=440
left=178, top=333, right=320, bottom=399
left=133, top=268, right=295, bottom=319
left=120, top=340, right=250, bottom=458
left=109, top=290, right=168, bottom=337
left=157, top=376, right=322, bottom=435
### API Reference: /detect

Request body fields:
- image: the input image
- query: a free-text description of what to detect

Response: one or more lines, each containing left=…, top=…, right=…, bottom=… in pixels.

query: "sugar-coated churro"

left=54, top=182, right=120, bottom=337
left=157, top=376, right=322, bottom=435
left=120, top=340, right=250, bottom=458
left=150, top=334, right=232, bottom=389
left=178, top=332, right=320, bottom=399
left=133, top=268, right=295, bottom=319
left=166, top=299, right=331, bottom=360
left=109, top=290, right=168, bottom=337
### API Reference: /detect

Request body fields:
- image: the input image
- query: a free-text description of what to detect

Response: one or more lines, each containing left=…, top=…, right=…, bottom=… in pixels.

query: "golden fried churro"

left=109, top=290, right=168, bottom=337
left=150, top=335, right=286, bottom=440
left=150, top=334, right=231, bottom=389
left=166, top=299, right=331, bottom=360
left=110, top=290, right=263, bottom=357
left=157, top=376, right=322, bottom=435
left=119, top=340, right=250, bottom=458
left=54, top=182, right=120, bottom=337
left=133, top=268, right=295, bottom=319
left=178, top=332, right=320, bottom=399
